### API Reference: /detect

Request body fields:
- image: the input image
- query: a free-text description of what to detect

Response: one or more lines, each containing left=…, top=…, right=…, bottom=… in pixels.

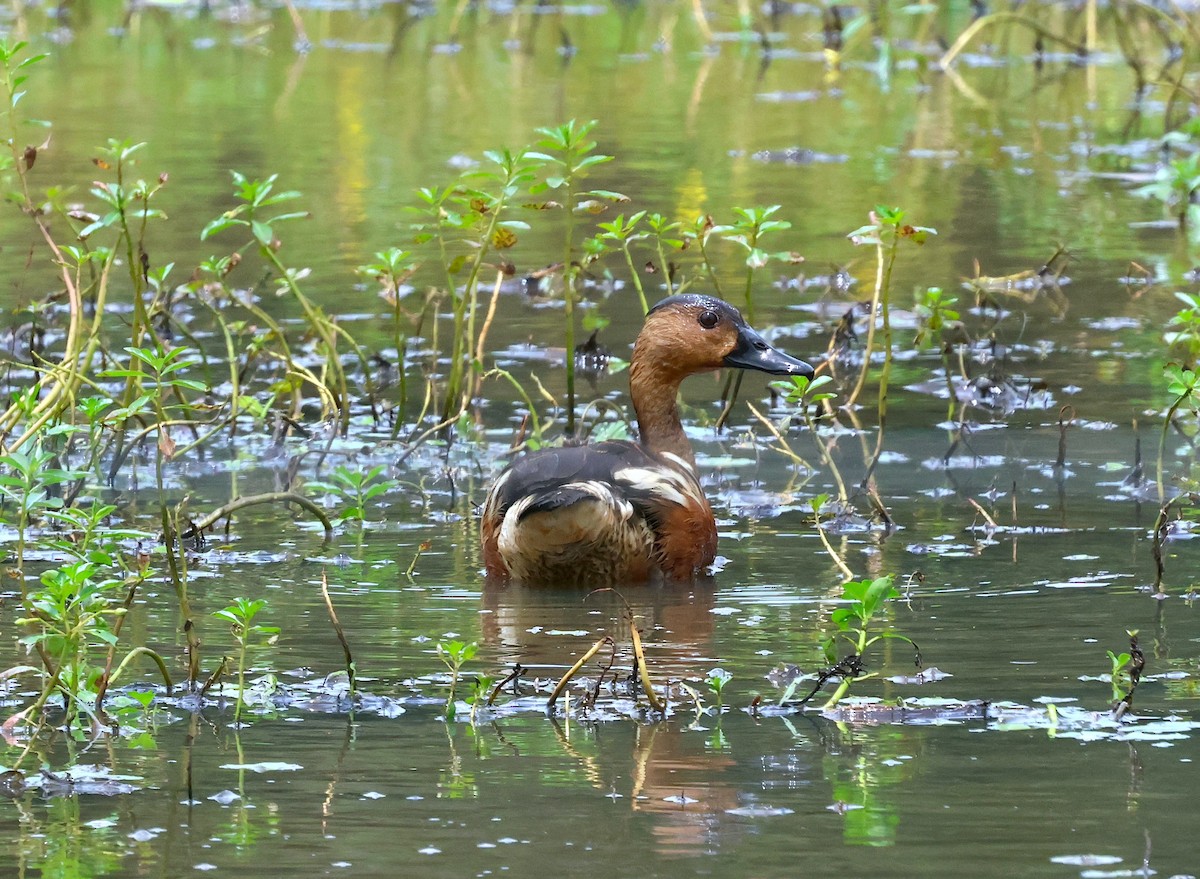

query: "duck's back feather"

left=481, top=441, right=716, bottom=585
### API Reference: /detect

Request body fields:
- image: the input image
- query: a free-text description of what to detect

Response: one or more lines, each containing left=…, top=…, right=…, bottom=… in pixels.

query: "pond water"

left=3, top=1, right=1200, bottom=876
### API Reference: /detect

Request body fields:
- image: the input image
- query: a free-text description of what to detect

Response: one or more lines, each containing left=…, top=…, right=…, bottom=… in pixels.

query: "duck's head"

left=636, top=294, right=815, bottom=379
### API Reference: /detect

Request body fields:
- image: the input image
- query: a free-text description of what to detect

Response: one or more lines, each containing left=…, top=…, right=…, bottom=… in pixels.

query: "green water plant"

left=1107, top=630, right=1144, bottom=719
left=819, top=575, right=919, bottom=708
left=706, top=667, right=732, bottom=712
left=213, top=598, right=279, bottom=722
left=203, top=171, right=376, bottom=431
left=436, top=639, right=478, bottom=722
left=307, top=464, right=399, bottom=523
left=707, top=204, right=798, bottom=427
left=0, top=448, right=83, bottom=582
left=1158, top=363, right=1200, bottom=502
left=0, top=43, right=108, bottom=453
left=356, top=247, right=421, bottom=424
left=780, top=574, right=919, bottom=710
left=13, top=560, right=171, bottom=741
left=531, top=119, right=621, bottom=435
left=409, top=148, right=544, bottom=425
left=644, top=212, right=689, bottom=296
left=1164, top=292, right=1200, bottom=366
left=844, top=207, right=935, bottom=409
left=711, top=205, right=794, bottom=321
left=1134, top=146, right=1200, bottom=233
left=594, top=211, right=650, bottom=312
left=845, top=207, right=935, bottom=493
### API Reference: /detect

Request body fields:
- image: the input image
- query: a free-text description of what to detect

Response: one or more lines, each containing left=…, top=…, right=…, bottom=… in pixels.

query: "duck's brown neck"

left=629, top=358, right=694, bottom=465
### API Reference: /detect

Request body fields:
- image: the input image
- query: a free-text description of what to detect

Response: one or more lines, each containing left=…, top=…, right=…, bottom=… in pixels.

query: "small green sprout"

left=437, top=639, right=479, bottom=722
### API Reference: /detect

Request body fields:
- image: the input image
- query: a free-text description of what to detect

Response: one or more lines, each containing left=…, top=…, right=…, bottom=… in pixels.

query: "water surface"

left=3, top=2, right=1200, bottom=877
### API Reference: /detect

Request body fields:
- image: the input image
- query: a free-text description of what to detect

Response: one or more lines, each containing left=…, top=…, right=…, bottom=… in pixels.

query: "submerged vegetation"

left=1, top=0, right=1200, bottom=873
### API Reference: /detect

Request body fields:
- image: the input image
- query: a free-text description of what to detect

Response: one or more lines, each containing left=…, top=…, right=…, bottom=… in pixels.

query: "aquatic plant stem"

left=563, top=181, right=578, bottom=435
left=938, top=12, right=1086, bottom=69
left=629, top=617, right=664, bottom=712
left=0, top=52, right=109, bottom=450
left=191, top=491, right=335, bottom=540
left=473, top=269, right=508, bottom=397
left=93, top=577, right=144, bottom=712
left=321, top=570, right=356, bottom=700
left=846, top=233, right=895, bottom=410
left=618, top=239, right=650, bottom=313
left=813, top=505, right=856, bottom=582
left=745, top=402, right=814, bottom=470
left=1155, top=394, right=1191, bottom=504
left=105, top=647, right=173, bottom=694
left=484, top=368, right=547, bottom=444
left=261, top=247, right=352, bottom=430
left=548, top=636, right=611, bottom=711
left=232, top=634, right=247, bottom=725
left=861, top=238, right=897, bottom=486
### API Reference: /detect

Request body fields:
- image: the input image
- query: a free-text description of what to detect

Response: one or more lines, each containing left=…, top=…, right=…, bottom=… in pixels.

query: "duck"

left=481, top=293, right=815, bottom=586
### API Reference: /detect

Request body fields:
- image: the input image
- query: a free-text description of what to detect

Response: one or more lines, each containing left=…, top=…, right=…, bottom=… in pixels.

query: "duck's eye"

left=698, top=310, right=720, bottom=329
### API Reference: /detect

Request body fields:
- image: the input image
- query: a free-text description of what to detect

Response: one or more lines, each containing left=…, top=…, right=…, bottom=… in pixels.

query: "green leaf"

left=861, top=575, right=898, bottom=618
left=821, top=636, right=838, bottom=664
left=831, top=607, right=856, bottom=630
left=200, top=215, right=245, bottom=240
left=251, top=220, right=273, bottom=245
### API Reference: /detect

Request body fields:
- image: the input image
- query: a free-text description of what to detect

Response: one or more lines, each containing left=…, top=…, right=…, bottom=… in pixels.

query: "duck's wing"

left=610, top=451, right=717, bottom=579
left=481, top=442, right=655, bottom=582
left=481, top=442, right=716, bottom=582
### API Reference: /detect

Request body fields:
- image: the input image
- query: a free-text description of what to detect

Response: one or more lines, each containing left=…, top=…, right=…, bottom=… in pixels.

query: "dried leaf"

left=492, top=227, right=518, bottom=250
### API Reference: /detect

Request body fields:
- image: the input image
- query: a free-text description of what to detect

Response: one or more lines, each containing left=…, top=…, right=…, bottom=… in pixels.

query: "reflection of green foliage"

left=13, top=798, right=124, bottom=879
left=830, top=776, right=901, bottom=847
left=217, top=798, right=282, bottom=851
left=467, top=675, right=493, bottom=725
left=823, top=730, right=915, bottom=847
left=913, top=287, right=959, bottom=349
left=706, top=727, right=731, bottom=752
left=437, top=766, right=479, bottom=800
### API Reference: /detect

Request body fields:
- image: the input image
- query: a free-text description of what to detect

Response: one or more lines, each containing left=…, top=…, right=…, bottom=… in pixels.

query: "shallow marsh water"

left=3, top=1, right=1200, bottom=877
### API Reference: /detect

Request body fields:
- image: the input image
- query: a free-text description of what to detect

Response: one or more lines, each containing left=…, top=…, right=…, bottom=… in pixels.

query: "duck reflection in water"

left=479, top=582, right=756, bottom=858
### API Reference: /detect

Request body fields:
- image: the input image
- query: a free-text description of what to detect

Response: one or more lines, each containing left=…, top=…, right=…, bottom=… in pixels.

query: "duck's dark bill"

left=723, top=325, right=815, bottom=377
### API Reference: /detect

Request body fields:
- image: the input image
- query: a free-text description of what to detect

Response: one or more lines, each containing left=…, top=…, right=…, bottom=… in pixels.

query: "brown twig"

left=189, top=491, right=334, bottom=541
left=548, top=637, right=612, bottom=711
left=966, top=497, right=998, bottom=529
left=321, top=570, right=356, bottom=698
left=487, top=664, right=523, bottom=706
left=629, top=617, right=664, bottom=712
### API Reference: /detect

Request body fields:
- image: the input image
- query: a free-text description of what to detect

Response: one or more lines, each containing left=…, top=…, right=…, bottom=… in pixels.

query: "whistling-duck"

left=481, top=294, right=814, bottom=586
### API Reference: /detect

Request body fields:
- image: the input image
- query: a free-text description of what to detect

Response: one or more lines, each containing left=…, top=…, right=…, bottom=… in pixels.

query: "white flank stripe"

left=660, top=452, right=696, bottom=475
left=614, top=467, right=689, bottom=506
